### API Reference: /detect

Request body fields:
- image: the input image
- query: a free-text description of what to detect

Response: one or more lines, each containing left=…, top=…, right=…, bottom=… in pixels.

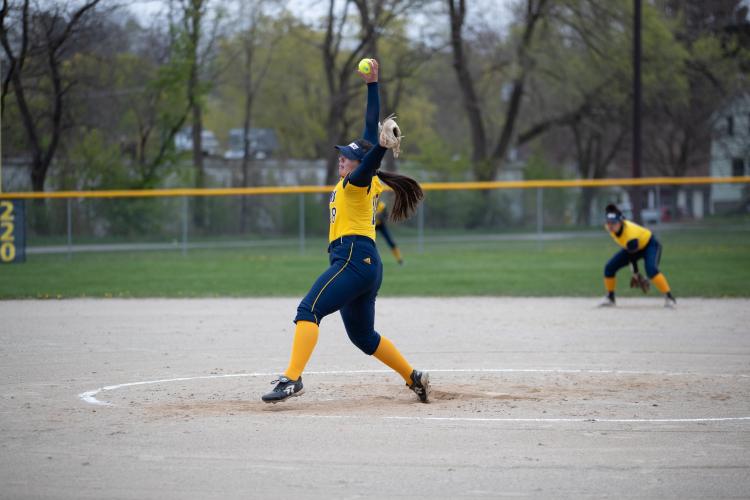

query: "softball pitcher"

left=375, top=200, right=404, bottom=265
left=262, top=58, right=430, bottom=404
left=599, top=204, right=677, bottom=308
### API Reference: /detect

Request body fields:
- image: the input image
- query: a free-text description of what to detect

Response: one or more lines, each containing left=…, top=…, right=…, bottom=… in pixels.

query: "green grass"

left=2, top=228, right=749, bottom=299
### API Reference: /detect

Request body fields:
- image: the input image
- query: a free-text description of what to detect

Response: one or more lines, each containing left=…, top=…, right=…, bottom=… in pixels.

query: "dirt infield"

left=1, top=297, right=749, bottom=499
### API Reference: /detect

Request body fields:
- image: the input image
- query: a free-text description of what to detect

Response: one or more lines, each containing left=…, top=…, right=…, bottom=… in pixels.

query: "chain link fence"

left=4, top=177, right=749, bottom=257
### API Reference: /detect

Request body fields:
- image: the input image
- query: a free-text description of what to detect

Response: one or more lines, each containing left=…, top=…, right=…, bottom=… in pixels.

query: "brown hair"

left=377, top=170, right=424, bottom=222
left=605, top=203, right=621, bottom=215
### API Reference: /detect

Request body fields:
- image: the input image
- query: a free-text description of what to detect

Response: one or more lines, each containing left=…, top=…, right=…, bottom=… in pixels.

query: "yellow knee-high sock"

left=373, top=336, right=414, bottom=385
left=651, top=273, right=671, bottom=294
left=604, top=277, right=616, bottom=293
left=391, top=247, right=403, bottom=263
left=283, top=321, right=319, bottom=381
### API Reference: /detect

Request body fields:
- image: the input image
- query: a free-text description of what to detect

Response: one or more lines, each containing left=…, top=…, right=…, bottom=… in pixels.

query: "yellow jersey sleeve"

left=608, top=220, right=652, bottom=252
left=328, top=175, right=383, bottom=242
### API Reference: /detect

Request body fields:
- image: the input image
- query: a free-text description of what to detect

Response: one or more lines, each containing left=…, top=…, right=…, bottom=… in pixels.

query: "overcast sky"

left=125, top=0, right=517, bottom=38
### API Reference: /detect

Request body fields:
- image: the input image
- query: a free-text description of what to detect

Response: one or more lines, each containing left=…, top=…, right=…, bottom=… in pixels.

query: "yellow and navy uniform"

left=375, top=200, right=386, bottom=224
left=329, top=176, right=382, bottom=242
left=603, top=219, right=671, bottom=295
left=373, top=199, right=402, bottom=262
left=606, top=220, right=652, bottom=252
left=294, top=79, right=394, bottom=357
left=278, top=76, right=417, bottom=392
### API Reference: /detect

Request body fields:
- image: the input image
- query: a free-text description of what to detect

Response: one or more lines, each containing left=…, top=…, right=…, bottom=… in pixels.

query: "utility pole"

left=631, top=0, right=643, bottom=222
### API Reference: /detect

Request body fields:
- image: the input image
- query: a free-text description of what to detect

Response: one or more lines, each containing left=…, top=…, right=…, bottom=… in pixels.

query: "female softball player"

left=599, top=204, right=677, bottom=308
left=375, top=200, right=404, bottom=265
left=262, top=58, right=430, bottom=403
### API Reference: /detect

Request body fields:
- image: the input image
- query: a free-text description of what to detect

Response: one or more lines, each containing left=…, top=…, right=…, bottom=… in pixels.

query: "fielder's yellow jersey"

left=376, top=200, right=386, bottom=215
left=607, top=220, right=652, bottom=251
left=329, top=175, right=383, bottom=242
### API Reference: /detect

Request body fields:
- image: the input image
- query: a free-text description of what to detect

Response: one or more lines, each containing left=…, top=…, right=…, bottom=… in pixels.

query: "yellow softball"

left=358, top=58, right=372, bottom=75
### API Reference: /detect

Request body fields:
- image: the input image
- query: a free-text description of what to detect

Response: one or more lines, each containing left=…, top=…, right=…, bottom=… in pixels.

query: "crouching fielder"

left=261, top=58, right=430, bottom=404
left=600, top=204, right=677, bottom=308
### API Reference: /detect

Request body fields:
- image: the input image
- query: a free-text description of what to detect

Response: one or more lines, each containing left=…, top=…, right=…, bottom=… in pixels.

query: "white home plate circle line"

left=77, top=368, right=750, bottom=423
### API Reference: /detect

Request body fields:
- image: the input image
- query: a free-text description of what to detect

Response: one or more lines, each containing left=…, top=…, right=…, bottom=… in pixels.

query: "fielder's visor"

left=605, top=212, right=623, bottom=222
left=335, top=141, right=367, bottom=161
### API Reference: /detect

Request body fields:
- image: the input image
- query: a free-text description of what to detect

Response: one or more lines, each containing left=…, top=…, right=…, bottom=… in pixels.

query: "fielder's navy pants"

left=295, top=235, right=383, bottom=355
left=375, top=221, right=397, bottom=249
left=604, top=236, right=663, bottom=279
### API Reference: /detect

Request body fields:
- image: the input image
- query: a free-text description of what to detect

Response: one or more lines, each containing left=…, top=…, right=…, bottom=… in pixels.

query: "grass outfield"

left=2, top=228, right=749, bottom=299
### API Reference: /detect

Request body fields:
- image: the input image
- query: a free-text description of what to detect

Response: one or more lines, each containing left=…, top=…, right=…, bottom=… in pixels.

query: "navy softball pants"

left=295, top=235, right=383, bottom=355
left=604, top=237, right=663, bottom=279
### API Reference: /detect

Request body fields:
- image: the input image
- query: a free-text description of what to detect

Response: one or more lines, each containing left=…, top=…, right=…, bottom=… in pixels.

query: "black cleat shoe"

left=407, top=370, right=430, bottom=403
left=261, top=376, right=304, bottom=403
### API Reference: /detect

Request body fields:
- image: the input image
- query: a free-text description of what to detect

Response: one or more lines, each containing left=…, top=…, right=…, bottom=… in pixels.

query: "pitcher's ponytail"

left=377, top=170, right=424, bottom=222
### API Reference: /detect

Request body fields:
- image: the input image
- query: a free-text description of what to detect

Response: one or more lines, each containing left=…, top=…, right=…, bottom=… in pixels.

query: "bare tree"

left=644, top=0, right=748, bottom=179
left=569, top=111, right=628, bottom=224
left=353, top=0, right=435, bottom=171
left=318, top=0, right=425, bottom=184
left=1, top=0, right=103, bottom=192
left=79, top=14, right=194, bottom=188
left=170, top=0, right=223, bottom=227
left=235, top=0, right=284, bottom=231
left=446, top=0, right=548, bottom=181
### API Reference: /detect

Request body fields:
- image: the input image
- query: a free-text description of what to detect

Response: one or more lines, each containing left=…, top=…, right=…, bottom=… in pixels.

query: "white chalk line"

left=77, top=368, right=750, bottom=423
left=303, top=415, right=750, bottom=424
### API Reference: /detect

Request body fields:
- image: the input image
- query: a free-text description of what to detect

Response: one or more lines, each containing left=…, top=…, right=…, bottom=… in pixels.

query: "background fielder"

left=375, top=200, right=404, bottom=265
left=600, top=203, right=677, bottom=308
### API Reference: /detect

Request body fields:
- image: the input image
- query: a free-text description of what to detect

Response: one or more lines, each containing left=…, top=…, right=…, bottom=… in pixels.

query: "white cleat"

left=664, top=296, right=677, bottom=309
left=407, top=369, right=430, bottom=403
left=598, top=296, right=616, bottom=308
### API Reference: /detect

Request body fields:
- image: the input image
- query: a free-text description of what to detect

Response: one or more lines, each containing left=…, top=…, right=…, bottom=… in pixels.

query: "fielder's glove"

left=379, top=114, right=402, bottom=158
left=629, top=273, right=650, bottom=294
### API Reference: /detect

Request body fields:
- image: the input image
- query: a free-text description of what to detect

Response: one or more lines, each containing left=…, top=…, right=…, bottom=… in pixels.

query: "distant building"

left=710, top=93, right=750, bottom=213
left=0, top=156, right=32, bottom=191
left=174, top=128, right=220, bottom=157
left=224, top=128, right=279, bottom=160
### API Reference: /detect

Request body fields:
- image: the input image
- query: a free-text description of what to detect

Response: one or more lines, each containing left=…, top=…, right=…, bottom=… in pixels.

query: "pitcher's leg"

left=295, top=255, right=357, bottom=325
left=373, top=336, right=414, bottom=385
left=283, top=321, right=319, bottom=381
left=283, top=245, right=366, bottom=381
left=340, top=287, right=414, bottom=385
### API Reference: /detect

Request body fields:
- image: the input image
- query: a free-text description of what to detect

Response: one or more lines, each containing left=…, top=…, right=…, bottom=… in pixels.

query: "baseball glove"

left=379, top=114, right=402, bottom=158
left=629, top=273, right=650, bottom=294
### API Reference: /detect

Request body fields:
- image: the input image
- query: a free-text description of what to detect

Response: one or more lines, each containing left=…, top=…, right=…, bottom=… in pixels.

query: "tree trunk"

left=240, top=90, right=254, bottom=232
left=488, top=0, right=547, bottom=179
left=191, top=100, right=205, bottom=228
left=447, top=0, right=487, bottom=170
left=447, top=0, right=547, bottom=181
left=188, top=0, right=205, bottom=229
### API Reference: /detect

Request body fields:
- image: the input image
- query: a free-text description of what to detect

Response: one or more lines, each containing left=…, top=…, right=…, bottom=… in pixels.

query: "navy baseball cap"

left=335, top=140, right=368, bottom=161
left=605, top=212, right=623, bottom=222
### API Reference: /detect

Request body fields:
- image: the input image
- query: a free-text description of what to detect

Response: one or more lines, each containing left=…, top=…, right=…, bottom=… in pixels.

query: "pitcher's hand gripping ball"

left=358, top=58, right=372, bottom=75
